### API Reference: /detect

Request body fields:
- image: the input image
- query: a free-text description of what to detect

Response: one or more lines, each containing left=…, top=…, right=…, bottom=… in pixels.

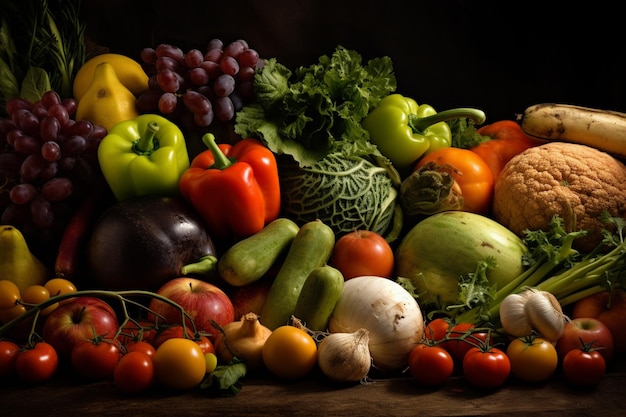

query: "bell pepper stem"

left=409, top=108, right=486, bottom=133
left=202, top=133, right=233, bottom=169
left=181, top=255, right=218, bottom=277
left=133, top=121, right=160, bottom=154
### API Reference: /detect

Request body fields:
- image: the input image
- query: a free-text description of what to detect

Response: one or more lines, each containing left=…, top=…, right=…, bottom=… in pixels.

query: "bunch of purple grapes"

left=0, top=91, right=106, bottom=245
left=137, top=38, right=263, bottom=131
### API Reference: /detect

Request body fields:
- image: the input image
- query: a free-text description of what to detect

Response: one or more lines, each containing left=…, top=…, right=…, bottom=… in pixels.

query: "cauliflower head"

left=493, top=142, right=626, bottom=253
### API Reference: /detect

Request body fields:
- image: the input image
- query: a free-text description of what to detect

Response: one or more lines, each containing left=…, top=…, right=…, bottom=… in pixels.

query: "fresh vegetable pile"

left=1, top=4, right=626, bottom=396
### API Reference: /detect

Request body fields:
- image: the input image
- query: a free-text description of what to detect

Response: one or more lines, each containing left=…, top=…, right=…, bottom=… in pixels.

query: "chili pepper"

left=362, top=93, right=486, bottom=172
left=179, top=133, right=281, bottom=240
left=98, top=114, right=190, bottom=201
left=471, top=120, right=541, bottom=180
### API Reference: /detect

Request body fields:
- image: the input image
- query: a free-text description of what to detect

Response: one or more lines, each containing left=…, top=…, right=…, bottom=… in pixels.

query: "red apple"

left=42, top=297, right=119, bottom=358
left=329, top=230, right=395, bottom=280
left=572, top=289, right=626, bottom=353
left=227, top=277, right=272, bottom=319
left=148, top=277, right=235, bottom=342
left=556, top=317, right=614, bottom=363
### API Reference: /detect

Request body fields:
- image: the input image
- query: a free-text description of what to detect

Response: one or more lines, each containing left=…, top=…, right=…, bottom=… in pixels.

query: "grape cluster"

left=137, top=38, right=262, bottom=131
left=0, top=91, right=106, bottom=245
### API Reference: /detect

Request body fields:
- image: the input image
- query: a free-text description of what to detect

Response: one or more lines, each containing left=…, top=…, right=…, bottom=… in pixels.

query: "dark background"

left=81, top=0, right=625, bottom=123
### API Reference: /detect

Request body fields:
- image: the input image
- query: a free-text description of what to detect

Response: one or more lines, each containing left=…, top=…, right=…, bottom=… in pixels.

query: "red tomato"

left=414, top=147, right=494, bottom=214
left=126, top=340, right=156, bottom=358
left=462, top=346, right=511, bottom=390
left=562, top=348, right=606, bottom=387
left=329, top=230, right=395, bottom=280
left=70, top=339, right=121, bottom=380
left=117, top=320, right=158, bottom=346
left=424, top=318, right=451, bottom=343
left=15, top=342, right=58, bottom=383
left=472, top=120, right=540, bottom=181
left=0, top=340, right=20, bottom=377
left=408, top=343, right=454, bottom=386
left=194, top=333, right=216, bottom=355
left=152, top=325, right=194, bottom=349
left=440, top=322, right=489, bottom=363
left=114, top=351, right=155, bottom=394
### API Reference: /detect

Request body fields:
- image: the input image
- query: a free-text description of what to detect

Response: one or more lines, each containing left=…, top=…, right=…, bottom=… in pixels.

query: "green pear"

left=0, top=225, right=49, bottom=292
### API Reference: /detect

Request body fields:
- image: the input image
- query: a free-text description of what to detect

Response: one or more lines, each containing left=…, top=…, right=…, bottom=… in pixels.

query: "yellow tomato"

left=506, top=336, right=558, bottom=382
left=153, top=338, right=206, bottom=390
left=0, top=280, right=20, bottom=309
left=44, top=278, right=77, bottom=304
left=21, top=285, right=57, bottom=316
left=262, top=325, right=317, bottom=380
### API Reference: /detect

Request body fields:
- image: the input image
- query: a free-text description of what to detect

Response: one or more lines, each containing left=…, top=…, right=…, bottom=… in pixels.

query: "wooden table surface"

left=2, top=356, right=625, bottom=417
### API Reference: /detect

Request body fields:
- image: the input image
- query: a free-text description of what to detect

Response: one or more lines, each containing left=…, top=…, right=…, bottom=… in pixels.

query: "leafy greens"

left=234, top=45, right=397, bottom=167
left=0, top=0, right=86, bottom=113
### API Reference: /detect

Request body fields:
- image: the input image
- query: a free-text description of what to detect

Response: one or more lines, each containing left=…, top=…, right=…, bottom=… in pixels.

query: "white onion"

left=328, top=276, right=424, bottom=371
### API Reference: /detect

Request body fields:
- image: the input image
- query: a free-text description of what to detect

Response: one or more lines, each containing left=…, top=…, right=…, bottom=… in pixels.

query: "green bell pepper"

left=362, top=94, right=486, bottom=171
left=98, top=114, right=190, bottom=201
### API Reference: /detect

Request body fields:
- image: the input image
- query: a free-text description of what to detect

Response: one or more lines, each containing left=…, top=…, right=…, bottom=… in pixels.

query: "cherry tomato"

left=0, top=340, right=20, bottom=377
left=0, top=279, right=20, bottom=309
left=43, top=278, right=77, bottom=303
left=152, top=325, right=193, bottom=349
left=408, top=343, right=454, bottom=386
left=472, top=120, right=540, bottom=181
left=562, top=348, right=606, bottom=387
left=204, top=352, right=218, bottom=373
left=0, top=303, right=27, bottom=323
left=114, top=351, right=155, bottom=394
left=506, top=336, right=558, bottom=382
left=15, top=342, right=58, bottom=383
left=462, top=346, right=511, bottom=390
left=193, top=333, right=216, bottom=355
left=414, top=147, right=494, bottom=214
left=440, top=322, right=489, bottom=363
left=117, top=320, right=158, bottom=346
left=424, top=318, right=451, bottom=343
left=70, top=339, right=121, bottom=380
left=21, top=285, right=57, bottom=316
left=126, top=340, right=156, bottom=358
left=153, top=338, right=206, bottom=390
left=262, top=325, right=317, bottom=380
left=328, top=230, right=395, bottom=280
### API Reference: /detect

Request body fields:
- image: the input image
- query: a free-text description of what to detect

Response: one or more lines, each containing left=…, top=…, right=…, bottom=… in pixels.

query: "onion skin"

left=213, top=312, right=272, bottom=370
left=328, top=276, right=424, bottom=371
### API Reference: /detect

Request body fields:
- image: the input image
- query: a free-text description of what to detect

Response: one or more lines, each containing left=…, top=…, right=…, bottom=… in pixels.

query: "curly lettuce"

left=234, top=45, right=397, bottom=167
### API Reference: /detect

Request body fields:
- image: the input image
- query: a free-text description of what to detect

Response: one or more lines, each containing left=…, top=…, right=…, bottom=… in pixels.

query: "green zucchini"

left=218, top=218, right=300, bottom=287
left=293, top=265, right=344, bottom=331
left=260, top=219, right=335, bottom=330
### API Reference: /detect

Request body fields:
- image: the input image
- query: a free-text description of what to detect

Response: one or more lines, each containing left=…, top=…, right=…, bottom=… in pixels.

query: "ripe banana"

left=519, top=103, right=626, bottom=158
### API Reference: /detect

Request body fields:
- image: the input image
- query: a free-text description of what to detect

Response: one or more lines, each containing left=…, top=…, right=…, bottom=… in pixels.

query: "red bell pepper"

left=179, top=133, right=281, bottom=240
left=471, top=120, right=542, bottom=181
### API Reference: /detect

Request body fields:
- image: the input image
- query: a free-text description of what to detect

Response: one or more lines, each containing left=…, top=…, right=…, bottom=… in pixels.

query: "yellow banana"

left=519, top=103, right=626, bottom=158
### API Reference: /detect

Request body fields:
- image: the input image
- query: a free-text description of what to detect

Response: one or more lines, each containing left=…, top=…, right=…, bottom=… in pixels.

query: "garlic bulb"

left=524, top=290, right=566, bottom=342
left=317, top=328, right=371, bottom=383
left=500, top=292, right=533, bottom=337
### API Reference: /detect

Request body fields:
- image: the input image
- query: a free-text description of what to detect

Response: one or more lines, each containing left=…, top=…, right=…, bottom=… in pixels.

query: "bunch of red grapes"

left=0, top=91, right=106, bottom=248
left=137, top=38, right=263, bottom=131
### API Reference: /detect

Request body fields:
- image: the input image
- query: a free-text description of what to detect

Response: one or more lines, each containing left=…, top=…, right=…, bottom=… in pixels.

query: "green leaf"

left=20, top=66, right=51, bottom=102
left=234, top=45, right=397, bottom=167
left=199, top=357, right=247, bottom=397
left=0, top=57, right=20, bottom=115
